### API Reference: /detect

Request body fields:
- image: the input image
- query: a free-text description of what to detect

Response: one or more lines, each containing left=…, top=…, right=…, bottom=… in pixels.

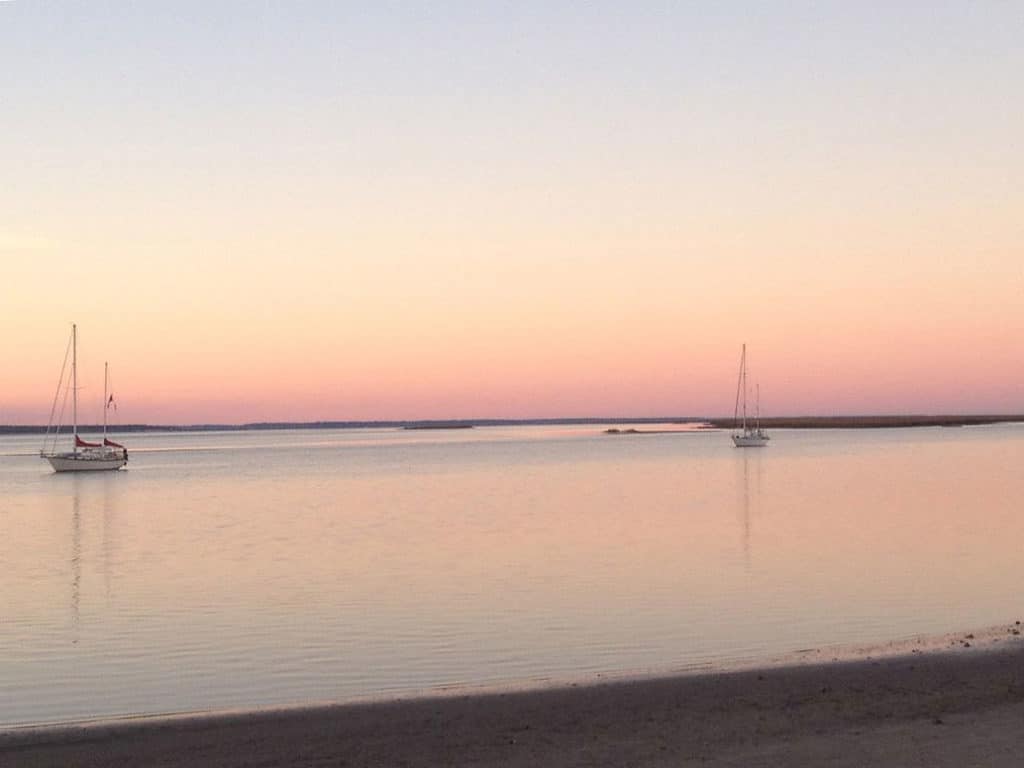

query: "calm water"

left=2, top=423, right=1023, bottom=726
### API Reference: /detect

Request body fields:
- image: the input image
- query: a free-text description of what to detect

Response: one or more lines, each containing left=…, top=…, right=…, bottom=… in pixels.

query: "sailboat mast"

left=103, top=362, right=108, bottom=441
left=72, top=323, right=78, bottom=456
left=741, top=343, right=748, bottom=431
left=732, top=346, right=743, bottom=430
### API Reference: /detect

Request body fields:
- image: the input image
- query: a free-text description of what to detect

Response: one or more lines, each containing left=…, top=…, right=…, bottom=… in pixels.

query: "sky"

left=1, top=2, right=1021, bottom=424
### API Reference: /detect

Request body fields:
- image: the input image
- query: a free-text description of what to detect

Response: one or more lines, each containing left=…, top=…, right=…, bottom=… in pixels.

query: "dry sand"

left=3, top=629, right=1023, bottom=767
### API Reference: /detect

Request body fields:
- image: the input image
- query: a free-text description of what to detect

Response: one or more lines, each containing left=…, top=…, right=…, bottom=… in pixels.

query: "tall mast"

left=732, top=345, right=743, bottom=430
left=741, top=343, right=748, bottom=432
left=72, top=323, right=78, bottom=455
left=103, top=361, right=108, bottom=441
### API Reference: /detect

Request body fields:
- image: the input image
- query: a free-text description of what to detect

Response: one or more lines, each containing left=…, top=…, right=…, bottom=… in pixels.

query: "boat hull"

left=732, top=434, right=770, bottom=448
left=46, top=455, right=126, bottom=472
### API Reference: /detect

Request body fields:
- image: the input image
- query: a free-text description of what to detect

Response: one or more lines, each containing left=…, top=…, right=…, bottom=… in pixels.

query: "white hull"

left=732, top=433, right=770, bottom=448
left=46, top=454, right=126, bottom=472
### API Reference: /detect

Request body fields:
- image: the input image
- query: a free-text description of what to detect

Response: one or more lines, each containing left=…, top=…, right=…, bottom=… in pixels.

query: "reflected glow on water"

left=1, top=424, right=1022, bottom=725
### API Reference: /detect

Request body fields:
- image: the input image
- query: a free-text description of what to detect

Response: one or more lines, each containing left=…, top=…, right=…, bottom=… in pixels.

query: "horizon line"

left=4, top=413, right=1024, bottom=435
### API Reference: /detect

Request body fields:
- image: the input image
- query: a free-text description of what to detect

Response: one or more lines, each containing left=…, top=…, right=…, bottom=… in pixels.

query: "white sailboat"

left=41, top=324, right=128, bottom=472
left=731, top=343, right=769, bottom=448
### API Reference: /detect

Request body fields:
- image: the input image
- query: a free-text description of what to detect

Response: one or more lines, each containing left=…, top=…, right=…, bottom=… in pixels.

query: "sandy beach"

left=4, top=629, right=1022, bottom=768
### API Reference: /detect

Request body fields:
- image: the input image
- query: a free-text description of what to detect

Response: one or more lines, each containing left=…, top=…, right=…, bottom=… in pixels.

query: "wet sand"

left=4, top=632, right=1023, bottom=767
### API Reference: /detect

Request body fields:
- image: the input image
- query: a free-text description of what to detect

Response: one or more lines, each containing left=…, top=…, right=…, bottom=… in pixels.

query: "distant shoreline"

left=1, top=414, right=1020, bottom=436
left=705, top=415, right=1024, bottom=429
left=401, top=423, right=474, bottom=431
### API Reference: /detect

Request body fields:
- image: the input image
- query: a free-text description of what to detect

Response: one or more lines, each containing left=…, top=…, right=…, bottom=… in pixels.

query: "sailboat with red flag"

left=41, top=324, right=128, bottom=472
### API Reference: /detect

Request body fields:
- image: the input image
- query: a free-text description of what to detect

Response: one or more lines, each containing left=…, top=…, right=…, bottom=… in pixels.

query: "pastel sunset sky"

left=2, top=2, right=1021, bottom=424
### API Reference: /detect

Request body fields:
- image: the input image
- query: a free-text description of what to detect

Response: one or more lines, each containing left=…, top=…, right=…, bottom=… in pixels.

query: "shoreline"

left=2, top=414, right=1022, bottom=435
left=5, top=628, right=1023, bottom=767
left=705, top=415, right=1024, bottom=429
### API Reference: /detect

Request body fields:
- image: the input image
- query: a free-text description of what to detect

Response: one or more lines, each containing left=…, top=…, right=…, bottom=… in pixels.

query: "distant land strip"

left=4, top=417, right=700, bottom=435
left=1, top=415, right=1022, bottom=435
left=706, top=415, right=1024, bottom=429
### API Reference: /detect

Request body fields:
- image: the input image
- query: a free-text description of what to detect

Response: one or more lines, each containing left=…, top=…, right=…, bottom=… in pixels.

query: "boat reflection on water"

left=735, top=448, right=765, bottom=571
left=63, top=472, right=121, bottom=639
left=69, top=478, right=80, bottom=634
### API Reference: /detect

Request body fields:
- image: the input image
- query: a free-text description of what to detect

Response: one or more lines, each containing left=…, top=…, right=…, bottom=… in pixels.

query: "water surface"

left=2, top=424, right=1022, bottom=726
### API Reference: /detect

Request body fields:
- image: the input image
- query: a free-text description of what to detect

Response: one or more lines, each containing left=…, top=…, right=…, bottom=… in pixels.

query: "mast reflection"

left=736, top=450, right=764, bottom=571
left=66, top=473, right=119, bottom=639
left=70, top=476, right=81, bottom=635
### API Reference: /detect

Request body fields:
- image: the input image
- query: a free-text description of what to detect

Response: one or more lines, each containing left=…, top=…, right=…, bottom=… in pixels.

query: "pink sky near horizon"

left=4, top=263, right=1021, bottom=425
left=1, top=4, right=1022, bottom=425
